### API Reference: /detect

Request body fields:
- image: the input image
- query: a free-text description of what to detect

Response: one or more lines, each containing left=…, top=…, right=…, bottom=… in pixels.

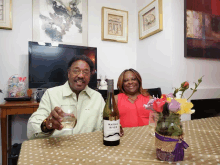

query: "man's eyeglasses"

left=71, top=69, right=90, bottom=76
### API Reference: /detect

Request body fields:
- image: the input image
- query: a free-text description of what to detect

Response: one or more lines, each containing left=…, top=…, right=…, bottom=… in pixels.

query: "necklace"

left=128, top=96, right=137, bottom=101
left=127, top=94, right=140, bottom=101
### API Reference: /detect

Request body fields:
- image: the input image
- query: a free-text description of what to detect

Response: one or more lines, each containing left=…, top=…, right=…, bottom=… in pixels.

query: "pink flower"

left=144, top=98, right=157, bottom=111
left=168, top=99, right=180, bottom=112
left=166, top=93, right=174, bottom=98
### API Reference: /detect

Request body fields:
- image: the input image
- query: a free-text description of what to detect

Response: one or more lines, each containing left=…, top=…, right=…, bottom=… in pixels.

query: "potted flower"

left=144, top=76, right=203, bottom=162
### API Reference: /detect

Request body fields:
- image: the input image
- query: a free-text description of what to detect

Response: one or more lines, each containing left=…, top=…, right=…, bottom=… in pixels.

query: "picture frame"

left=32, top=0, right=88, bottom=46
left=102, top=7, right=128, bottom=43
left=138, top=0, right=163, bottom=40
left=0, top=0, right=12, bottom=30
left=184, top=0, right=220, bottom=59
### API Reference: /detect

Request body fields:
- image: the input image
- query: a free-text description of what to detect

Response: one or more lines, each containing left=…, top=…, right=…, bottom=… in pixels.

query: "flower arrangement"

left=144, top=76, right=203, bottom=162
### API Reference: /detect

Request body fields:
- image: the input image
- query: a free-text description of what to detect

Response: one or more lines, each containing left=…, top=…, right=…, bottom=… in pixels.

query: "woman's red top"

left=117, top=93, right=152, bottom=128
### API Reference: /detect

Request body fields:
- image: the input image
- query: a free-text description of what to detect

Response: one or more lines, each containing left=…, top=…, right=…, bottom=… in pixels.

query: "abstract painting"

left=0, top=0, right=12, bottom=30
left=33, top=0, right=88, bottom=46
left=185, top=0, right=220, bottom=59
left=138, top=0, right=163, bottom=40
left=102, top=7, right=128, bottom=43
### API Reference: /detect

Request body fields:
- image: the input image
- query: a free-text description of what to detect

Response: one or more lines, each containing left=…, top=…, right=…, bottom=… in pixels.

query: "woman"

left=115, top=68, right=152, bottom=128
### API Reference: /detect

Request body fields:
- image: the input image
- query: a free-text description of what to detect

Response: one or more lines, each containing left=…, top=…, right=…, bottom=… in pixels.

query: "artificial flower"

left=143, top=98, right=156, bottom=110
left=175, top=98, right=193, bottom=115
left=166, top=93, right=174, bottom=98
left=161, top=94, right=167, bottom=101
left=153, top=98, right=166, bottom=113
left=168, top=99, right=181, bottom=112
left=182, top=81, right=189, bottom=88
left=166, top=97, right=172, bottom=103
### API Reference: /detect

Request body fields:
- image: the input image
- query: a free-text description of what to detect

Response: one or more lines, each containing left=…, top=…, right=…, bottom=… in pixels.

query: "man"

left=27, top=55, right=105, bottom=139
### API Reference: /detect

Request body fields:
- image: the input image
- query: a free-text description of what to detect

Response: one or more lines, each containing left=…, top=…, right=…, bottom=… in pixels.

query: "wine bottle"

left=103, top=79, right=120, bottom=146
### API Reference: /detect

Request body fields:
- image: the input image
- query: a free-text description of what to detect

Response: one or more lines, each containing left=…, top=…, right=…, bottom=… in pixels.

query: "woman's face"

left=123, top=71, right=140, bottom=95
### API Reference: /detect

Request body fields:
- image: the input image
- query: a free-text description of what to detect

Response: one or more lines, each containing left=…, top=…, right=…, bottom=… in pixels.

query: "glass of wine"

left=61, top=105, right=77, bottom=130
left=149, top=111, right=158, bottom=136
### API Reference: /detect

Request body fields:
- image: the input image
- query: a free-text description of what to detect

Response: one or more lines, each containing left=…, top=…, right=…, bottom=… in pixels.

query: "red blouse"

left=117, top=93, right=152, bottom=128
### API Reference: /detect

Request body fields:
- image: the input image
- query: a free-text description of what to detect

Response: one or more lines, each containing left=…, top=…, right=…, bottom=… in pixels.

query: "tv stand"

left=0, top=101, right=39, bottom=165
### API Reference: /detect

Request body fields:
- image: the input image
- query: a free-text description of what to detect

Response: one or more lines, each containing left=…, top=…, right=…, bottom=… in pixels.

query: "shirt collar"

left=62, top=81, right=92, bottom=98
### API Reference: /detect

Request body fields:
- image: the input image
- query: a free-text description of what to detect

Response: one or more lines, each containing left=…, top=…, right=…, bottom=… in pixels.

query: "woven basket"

left=155, top=133, right=185, bottom=162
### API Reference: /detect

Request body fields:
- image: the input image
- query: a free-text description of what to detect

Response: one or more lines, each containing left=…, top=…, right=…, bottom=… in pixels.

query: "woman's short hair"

left=68, top=55, right=94, bottom=72
left=117, top=68, right=149, bottom=96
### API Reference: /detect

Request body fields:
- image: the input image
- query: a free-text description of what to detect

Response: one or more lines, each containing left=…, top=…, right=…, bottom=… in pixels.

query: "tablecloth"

left=18, top=117, right=220, bottom=165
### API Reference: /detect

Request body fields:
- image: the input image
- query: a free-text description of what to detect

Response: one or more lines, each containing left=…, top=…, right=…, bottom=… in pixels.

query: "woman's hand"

left=120, top=126, right=124, bottom=137
left=46, top=106, right=64, bottom=130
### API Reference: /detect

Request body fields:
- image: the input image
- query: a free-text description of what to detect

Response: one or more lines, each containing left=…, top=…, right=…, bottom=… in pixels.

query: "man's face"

left=68, top=60, right=91, bottom=94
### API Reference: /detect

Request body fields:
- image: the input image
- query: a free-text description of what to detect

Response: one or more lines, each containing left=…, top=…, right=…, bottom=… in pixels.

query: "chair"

left=146, top=88, right=162, bottom=98
left=97, top=89, right=120, bottom=101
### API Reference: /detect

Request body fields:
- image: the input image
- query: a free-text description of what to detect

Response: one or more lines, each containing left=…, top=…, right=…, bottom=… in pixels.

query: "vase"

left=155, top=132, right=188, bottom=162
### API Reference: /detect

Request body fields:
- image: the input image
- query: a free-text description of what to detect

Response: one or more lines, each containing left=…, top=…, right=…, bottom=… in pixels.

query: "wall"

left=0, top=0, right=137, bottom=162
left=136, top=0, right=173, bottom=94
left=136, top=0, right=220, bottom=100
left=171, top=0, right=220, bottom=101
left=88, top=0, right=137, bottom=88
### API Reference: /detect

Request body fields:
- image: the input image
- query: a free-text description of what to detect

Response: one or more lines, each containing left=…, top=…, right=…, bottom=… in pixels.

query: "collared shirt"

left=27, top=81, right=105, bottom=139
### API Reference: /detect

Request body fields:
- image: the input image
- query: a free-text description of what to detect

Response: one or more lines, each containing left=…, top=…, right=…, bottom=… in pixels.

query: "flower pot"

left=155, top=132, right=188, bottom=162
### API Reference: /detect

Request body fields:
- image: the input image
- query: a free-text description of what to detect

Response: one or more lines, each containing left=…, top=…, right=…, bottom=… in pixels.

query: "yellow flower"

left=175, top=98, right=193, bottom=115
left=166, top=97, right=172, bottom=102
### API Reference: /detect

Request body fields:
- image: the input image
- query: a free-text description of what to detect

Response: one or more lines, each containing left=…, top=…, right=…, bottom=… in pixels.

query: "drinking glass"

left=149, top=111, right=158, bottom=136
left=61, top=105, right=77, bottom=130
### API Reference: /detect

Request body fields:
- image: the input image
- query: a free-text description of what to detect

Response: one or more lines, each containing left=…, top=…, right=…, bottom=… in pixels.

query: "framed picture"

left=102, top=7, right=128, bottom=43
left=32, top=0, right=88, bottom=46
left=0, top=0, right=12, bottom=30
left=184, top=0, right=220, bottom=59
left=138, top=0, right=163, bottom=40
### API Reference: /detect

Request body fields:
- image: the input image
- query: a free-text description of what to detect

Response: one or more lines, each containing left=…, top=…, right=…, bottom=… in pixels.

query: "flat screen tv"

left=28, top=41, right=97, bottom=89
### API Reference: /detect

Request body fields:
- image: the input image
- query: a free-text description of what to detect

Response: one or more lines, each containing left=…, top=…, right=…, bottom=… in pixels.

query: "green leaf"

left=190, top=88, right=193, bottom=90
left=194, top=83, right=198, bottom=88
left=198, top=76, right=204, bottom=83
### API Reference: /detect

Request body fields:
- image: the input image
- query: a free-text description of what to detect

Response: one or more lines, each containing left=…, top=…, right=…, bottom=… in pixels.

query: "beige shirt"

left=27, top=82, right=105, bottom=139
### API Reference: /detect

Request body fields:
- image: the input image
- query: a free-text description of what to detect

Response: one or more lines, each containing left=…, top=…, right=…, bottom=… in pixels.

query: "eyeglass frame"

left=68, top=68, right=91, bottom=76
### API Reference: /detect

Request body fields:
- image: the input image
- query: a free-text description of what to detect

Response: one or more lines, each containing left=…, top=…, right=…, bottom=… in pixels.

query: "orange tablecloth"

left=18, top=117, right=220, bottom=165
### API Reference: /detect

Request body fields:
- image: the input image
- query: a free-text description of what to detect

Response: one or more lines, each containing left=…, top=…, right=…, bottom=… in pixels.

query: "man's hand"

left=46, top=107, right=64, bottom=130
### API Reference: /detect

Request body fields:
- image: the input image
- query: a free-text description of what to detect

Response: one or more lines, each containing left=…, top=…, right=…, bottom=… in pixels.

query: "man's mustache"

left=74, top=78, right=85, bottom=83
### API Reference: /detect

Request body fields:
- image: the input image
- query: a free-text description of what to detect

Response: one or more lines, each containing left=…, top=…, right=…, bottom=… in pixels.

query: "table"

left=0, top=101, right=39, bottom=165
left=18, top=116, right=220, bottom=165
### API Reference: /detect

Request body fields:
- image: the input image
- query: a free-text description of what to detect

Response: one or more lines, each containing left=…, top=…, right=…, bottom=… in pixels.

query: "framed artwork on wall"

left=32, top=0, right=88, bottom=46
left=184, top=0, right=220, bottom=59
left=0, top=0, right=12, bottom=30
left=101, top=7, right=128, bottom=43
left=138, top=0, right=163, bottom=40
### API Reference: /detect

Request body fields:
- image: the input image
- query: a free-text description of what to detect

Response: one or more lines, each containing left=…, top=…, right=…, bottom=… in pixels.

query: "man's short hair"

left=68, top=55, right=95, bottom=72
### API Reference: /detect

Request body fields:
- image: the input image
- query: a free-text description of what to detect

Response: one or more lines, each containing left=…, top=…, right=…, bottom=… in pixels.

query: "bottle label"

left=104, top=119, right=120, bottom=141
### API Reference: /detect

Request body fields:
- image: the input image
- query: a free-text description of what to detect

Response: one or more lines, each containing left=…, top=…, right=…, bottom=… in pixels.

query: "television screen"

left=28, top=41, right=97, bottom=89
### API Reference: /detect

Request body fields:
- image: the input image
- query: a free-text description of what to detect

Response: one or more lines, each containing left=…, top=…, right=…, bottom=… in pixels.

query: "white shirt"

left=27, top=81, right=105, bottom=139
